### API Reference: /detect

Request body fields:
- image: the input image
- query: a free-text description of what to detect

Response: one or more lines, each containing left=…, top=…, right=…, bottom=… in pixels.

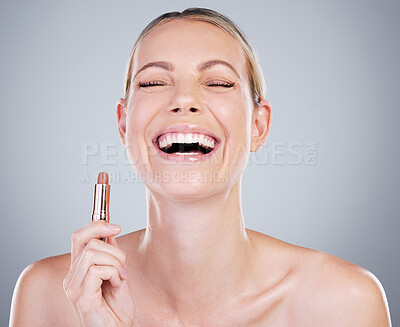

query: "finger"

left=71, top=221, right=121, bottom=264
left=64, top=238, right=126, bottom=291
left=66, top=247, right=127, bottom=294
left=75, top=266, right=122, bottom=312
left=86, top=238, right=125, bottom=264
left=107, top=236, right=119, bottom=248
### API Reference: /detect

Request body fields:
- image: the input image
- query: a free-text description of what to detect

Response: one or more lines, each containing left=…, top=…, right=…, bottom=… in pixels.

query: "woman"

left=10, top=7, right=391, bottom=326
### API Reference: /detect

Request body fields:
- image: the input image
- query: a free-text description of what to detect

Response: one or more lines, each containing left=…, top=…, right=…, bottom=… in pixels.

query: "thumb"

left=107, top=235, right=119, bottom=248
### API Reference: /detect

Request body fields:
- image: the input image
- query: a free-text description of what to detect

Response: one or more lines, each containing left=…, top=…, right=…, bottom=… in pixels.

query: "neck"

left=135, top=179, right=255, bottom=318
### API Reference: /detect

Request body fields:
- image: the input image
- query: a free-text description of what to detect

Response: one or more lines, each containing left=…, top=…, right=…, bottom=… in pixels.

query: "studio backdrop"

left=1, top=0, right=399, bottom=325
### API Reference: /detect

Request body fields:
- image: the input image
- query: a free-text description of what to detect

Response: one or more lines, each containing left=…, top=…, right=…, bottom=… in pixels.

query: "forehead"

left=133, top=20, right=247, bottom=77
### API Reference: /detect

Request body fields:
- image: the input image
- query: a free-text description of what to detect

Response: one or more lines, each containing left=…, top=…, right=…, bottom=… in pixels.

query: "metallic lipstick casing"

left=92, top=172, right=110, bottom=241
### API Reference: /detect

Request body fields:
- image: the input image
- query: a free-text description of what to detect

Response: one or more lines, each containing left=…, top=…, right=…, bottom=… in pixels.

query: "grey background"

left=1, top=0, right=399, bottom=324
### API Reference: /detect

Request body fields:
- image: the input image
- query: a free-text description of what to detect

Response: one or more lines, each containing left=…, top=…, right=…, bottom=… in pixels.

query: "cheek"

left=212, top=95, right=251, bottom=142
left=126, top=96, right=158, bottom=141
left=125, top=101, right=154, bottom=172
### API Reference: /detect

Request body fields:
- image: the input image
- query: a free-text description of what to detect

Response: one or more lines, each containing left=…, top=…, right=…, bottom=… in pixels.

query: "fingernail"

left=107, top=223, right=121, bottom=231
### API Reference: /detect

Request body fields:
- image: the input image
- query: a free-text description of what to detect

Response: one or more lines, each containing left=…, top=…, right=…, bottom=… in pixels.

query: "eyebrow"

left=133, top=59, right=240, bottom=79
left=198, top=59, right=240, bottom=78
left=134, top=61, right=174, bottom=79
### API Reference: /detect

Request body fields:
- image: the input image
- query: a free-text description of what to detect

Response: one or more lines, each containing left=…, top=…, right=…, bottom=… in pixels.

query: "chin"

left=144, top=170, right=231, bottom=201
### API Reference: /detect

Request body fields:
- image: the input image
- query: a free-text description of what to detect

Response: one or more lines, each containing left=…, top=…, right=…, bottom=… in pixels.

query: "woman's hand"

left=63, top=221, right=135, bottom=326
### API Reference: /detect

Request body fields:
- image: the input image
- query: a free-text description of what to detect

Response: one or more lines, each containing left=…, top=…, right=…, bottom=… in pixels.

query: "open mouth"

left=156, top=133, right=217, bottom=156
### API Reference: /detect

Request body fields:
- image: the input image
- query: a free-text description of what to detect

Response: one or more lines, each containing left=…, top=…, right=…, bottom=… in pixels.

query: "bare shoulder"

left=115, top=229, right=146, bottom=255
left=10, top=253, right=77, bottom=327
left=291, top=248, right=392, bottom=326
left=246, top=230, right=391, bottom=326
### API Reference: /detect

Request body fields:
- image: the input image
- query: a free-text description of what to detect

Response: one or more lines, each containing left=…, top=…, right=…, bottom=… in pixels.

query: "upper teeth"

left=158, top=133, right=216, bottom=149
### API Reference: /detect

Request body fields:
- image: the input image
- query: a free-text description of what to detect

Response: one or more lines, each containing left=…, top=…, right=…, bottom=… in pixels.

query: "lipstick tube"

left=92, top=172, right=110, bottom=241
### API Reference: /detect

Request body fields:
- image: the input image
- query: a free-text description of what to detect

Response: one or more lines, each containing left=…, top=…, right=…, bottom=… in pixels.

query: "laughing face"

left=117, top=19, right=271, bottom=199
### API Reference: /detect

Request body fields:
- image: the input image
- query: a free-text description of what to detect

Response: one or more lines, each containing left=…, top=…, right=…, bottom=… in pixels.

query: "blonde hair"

left=124, top=7, right=266, bottom=106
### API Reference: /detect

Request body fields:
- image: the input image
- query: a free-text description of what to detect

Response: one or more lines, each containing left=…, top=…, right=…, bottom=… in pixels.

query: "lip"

left=151, top=124, right=222, bottom=163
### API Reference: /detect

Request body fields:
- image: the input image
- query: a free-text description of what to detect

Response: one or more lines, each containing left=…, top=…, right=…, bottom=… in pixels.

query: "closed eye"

left=207, top=82, right=235, bottom=87
left=138, top=81, right=235, bottom=88
left=138, top=81, right=165, bottom=87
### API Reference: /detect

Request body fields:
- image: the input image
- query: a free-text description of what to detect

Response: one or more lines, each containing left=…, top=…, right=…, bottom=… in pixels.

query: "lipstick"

left=92, top=172, right=110, bottom=241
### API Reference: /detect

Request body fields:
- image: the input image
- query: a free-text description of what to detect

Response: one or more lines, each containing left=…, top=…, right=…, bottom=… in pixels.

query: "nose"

left=166, top=82, right=201, bottom=115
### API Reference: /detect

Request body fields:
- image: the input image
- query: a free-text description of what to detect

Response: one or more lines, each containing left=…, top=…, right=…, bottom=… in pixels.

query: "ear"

left=116, top=98, right=127, bottom=147
left=250, top=99, right=272, bottom=152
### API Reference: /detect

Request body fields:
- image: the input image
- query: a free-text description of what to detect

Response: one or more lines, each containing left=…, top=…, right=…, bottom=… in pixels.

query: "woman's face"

left=118, top=20, right=268, bottom=199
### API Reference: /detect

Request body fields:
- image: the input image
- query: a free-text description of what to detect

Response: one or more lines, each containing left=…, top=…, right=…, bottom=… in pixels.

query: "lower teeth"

left=174, top=151, right=203, bottom=155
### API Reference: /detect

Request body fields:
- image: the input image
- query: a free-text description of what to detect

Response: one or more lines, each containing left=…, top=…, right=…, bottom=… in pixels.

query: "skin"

left=10, top=20, right=391, bottom=326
